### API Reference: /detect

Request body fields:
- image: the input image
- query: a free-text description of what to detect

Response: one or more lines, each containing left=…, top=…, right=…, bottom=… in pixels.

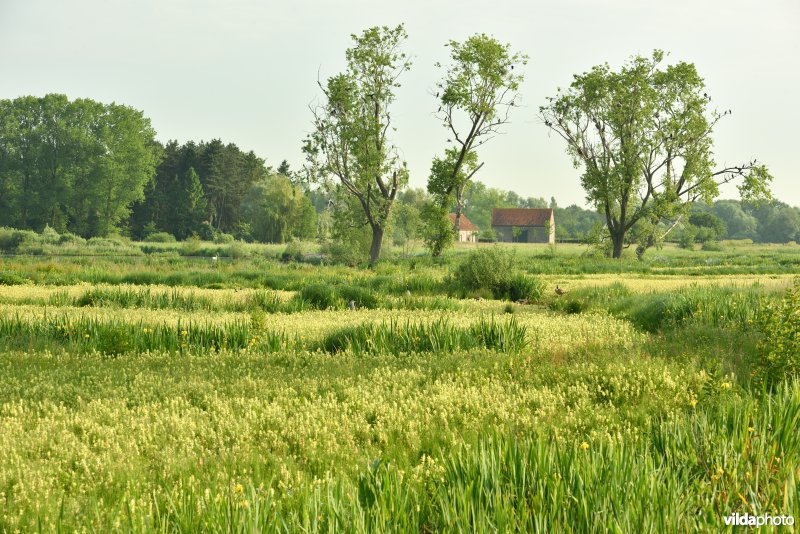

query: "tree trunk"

left=611, top=230, right=625, bottom=259
left=369, top=225, right=384, bottom=265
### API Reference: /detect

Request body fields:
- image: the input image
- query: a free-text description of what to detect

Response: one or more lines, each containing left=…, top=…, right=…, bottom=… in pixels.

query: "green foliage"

left=420, top=203, right=455, bottom=257
left=180, top=236, right=202, bottom=256
left=303, top=25, right=411, bottom=265
left=242, top=174, right=317, bottom=243
left=507, top=273, right=545, bottom=302
left=756, top=279, right=800, bottom=386
left=281, top=241, right=305, bottom=263
left=678, top=225, right=697, bottom=249
left=452, top=247, right=515, bottom=297
left=143, top=231, right=176, bottom=243
left=299, top=284, right=345, bottom=310
left=541, top=51, right=772, bottom=258
left=320, top=317, right=527, bottom=355
left=701, top=240, right=724, bottom=252
left=0, top=94, right=160, bottom=236
left=428, top=34, right=527, bottom=256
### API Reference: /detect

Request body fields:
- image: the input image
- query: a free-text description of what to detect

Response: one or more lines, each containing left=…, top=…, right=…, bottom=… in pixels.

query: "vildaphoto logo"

left=723, top=512, right=795, bottom=527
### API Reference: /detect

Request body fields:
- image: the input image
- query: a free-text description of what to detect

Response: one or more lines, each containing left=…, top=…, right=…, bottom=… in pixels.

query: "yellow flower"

left=747, top=427, right=754, bottom=433
left=84, top=334, right=90, bottom=339
left=234, top=484, right=244, bottom=495
left=579, top=441, right=589, bottom=451
left=180, top=330, right=188, bottom=337
left=689, top=398, right=698, bottom=408
left=721, top=382, right=732, bottom=389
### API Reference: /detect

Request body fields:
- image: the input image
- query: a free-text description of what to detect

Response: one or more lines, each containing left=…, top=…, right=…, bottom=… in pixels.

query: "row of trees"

left=686, top=199, right=800, bottom=244
left=0, top=97, right=316, bottom=244
left=0, top=30, right=781, bottom=261
left=0, top=94, right=160, bottom=236
left=127, top=140, right=314, bottom=242
left=305, top=27, right=774, bottom=263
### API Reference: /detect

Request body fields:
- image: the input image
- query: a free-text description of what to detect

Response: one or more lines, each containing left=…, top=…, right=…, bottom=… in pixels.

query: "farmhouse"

left=492, top=208, right=555, bottom=244
left=448, top=213, right=479, bottom=243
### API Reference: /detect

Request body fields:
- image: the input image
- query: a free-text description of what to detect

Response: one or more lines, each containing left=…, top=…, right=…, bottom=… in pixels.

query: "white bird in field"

left=211, top=255, right=218, bottom=261
left=555, top=285, right=566, bottom=296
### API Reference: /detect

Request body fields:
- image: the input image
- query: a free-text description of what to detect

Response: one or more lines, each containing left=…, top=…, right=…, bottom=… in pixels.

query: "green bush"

left=144, top=232, right=176, bottom=243
left=452, top=247, right=515, bottom=299
left=0, top=272, right=29, bottom=286
left=225, top=241, right=247, bottom=259
left=0, top=228, right=38, bottom=252
left=214, top=232, right=235, bottom=244
left=281, top=241, right=304, bottom=263
left=756, top=279, right=800, bottom=387
left=507, top=274, right=545, bottom=302
left=40, top=225, right=61, bottom=244
left=181, top=237, right=202, bottom=256
left=701, top=240, right=724, bottom=252
left=58, top=232, right=86, bottom=245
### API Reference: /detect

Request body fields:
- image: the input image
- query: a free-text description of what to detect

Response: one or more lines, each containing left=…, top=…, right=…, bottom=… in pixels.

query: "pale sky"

left=1, top=0, right=798, bottom=207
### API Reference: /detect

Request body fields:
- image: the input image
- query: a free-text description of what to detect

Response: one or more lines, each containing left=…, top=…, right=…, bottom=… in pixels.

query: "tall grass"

left=552, top=284, right=774, bottom=332
left=0, top=314, right=528, bottom=356
left=320, top=317, right=528, bottom=355
left=102, top=380, right=800, bottom=532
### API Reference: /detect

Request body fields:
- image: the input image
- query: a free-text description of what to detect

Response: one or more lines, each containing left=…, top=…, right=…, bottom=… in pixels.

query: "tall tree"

left=303, top=25, right=411, bottom=265
left=241, top=173, right=316, bottom=243
left=0, top=94, right=160, bottom=236
left=426, top=34, right=526, bottom=254
left=540, top=51, right=772, bottom=258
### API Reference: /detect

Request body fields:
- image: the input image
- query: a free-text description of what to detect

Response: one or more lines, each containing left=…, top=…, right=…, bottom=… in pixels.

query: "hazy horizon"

left=1, top=0, right=798, bottom=208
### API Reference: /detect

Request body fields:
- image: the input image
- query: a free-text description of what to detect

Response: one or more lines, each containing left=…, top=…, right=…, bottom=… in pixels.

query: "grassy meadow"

left=0, top=239, right=799, bottom=532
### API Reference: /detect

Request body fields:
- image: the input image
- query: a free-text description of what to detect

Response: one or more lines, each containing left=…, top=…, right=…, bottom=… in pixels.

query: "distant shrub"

left=478, top=229, right=497, bottom=242
left=0, top=228, right=38, bottom=252
left=58, top=232, right=86, bottom=245
left=321, top=241, right=365, bottom=267
left=214, top=232, right=235, bottom=244
left=678, top=227, right=696, bottom=250
left=452, top=247, right=515, bottom=299
left=144, top=232, right=176, bottom=243
left=788, top=241, right=797, bottom=247
left=281, top=241, right=304, bottom=263
left=225, top=241, right=247, bottom=259
left=40, top=225, right=61, bottom=244
left=87, top=237, right=126, bottom=248
left=0, top=272, right=29, bottom=286
left=0, top=228, right=19, bottom=251
left=756, top=279, right=800, bottom=387
left=181, top=237, right=202, bottom=256
left=701, top=240, right=724, bottom=252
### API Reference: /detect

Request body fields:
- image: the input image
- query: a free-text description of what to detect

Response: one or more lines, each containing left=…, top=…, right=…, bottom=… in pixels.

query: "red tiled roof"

left=448, top=213, right=479, bottom=232
left=491, top=208, right=553, bottom=227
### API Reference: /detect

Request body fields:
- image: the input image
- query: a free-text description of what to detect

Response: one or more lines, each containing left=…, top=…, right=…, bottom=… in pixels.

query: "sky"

left=1, top=0, right=798, bottom=208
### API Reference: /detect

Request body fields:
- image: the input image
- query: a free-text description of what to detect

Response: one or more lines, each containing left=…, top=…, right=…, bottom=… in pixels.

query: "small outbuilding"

left=448, top=213, right=479, bottom=243
left=491, top=208, right=555, bottom=244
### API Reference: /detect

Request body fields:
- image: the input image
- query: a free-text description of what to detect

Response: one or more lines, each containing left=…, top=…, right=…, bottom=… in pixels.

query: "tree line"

left=1, top=27, right=792, bottom=261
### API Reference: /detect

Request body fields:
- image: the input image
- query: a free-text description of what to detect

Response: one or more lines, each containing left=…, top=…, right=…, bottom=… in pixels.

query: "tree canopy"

left=303, top=25, right=411, bottom=265
left=425, top=34, right=526, bottom=255
left=540, top=50, right=772, bottom=258
left=0, top=94, right=160, bottom=236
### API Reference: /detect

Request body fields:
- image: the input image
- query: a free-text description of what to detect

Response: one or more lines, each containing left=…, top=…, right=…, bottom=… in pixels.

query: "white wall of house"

left=458, top=230, right=477, bottom=243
